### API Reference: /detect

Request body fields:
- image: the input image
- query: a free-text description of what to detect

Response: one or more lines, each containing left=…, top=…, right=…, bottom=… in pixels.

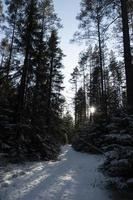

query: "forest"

left=0, top=0, right=133, bottom=199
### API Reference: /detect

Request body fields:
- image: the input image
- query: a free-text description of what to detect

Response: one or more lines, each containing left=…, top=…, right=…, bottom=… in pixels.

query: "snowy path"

left=0, top=145, right=132, bottom=200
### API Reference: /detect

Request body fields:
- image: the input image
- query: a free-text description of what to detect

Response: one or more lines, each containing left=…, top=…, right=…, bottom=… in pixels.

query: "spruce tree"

left=46, top=30, right=64, bottom=134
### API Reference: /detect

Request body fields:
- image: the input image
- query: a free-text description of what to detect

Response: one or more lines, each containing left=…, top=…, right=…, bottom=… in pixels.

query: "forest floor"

left=0, top=145, right=133, bottom=200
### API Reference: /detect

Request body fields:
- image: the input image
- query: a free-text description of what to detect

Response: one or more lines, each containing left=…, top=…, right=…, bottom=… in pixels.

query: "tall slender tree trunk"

left=89, top=59, right=92, bottom=122
left=6, top=14, right=16, bottom=81
left=0, top=53, right=4, bottom=69
left=17, top=45, right=30, bottom=123
left=0, top=53, right=4, bottom=85
left=102, top=39, right=108, bottom=115
left=97, top=10, right=107, bottom=116
left=16, top=21, right=32, bottom=122
left=82, top=66, right=86, bottom=120
left=16, top=0, right=35, bottom=124
left=75, top=76, right=78, bottom=126
left=120, top=0, right=133, bottom=114
left=97, top=19, right=104, bottom=100
left=46, top=56, right=54, bottom=133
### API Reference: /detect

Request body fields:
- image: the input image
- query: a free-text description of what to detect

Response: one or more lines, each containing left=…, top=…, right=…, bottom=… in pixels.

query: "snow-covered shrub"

left=73, top=115, right=133, bottom=189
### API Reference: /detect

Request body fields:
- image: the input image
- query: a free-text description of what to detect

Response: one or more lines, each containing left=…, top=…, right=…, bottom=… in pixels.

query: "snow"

left=0, top=145, right=131, bottom=200
left=107, top=177, right=128, bottom=189
left=126, top=178, right=133, bottom=188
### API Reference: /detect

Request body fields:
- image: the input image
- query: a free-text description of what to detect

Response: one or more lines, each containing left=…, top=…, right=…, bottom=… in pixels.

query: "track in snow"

left=0, top=145, right=132, bottom=200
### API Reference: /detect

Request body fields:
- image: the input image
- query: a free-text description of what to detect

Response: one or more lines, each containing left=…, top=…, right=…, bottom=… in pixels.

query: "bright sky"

left=53, top=0, right=84, bottom=112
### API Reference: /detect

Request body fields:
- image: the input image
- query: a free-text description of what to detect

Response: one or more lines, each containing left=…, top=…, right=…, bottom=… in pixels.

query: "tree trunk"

left=16, top=45, right=30, bottom=123
left=75, top=77, right=78, bottom=126
left=120, top=0, right=133, bottom=114
left=6, top=13, right=16, bottom=81
left=97, top=9, right=107, bottom=116
left=0, top=53, right=4, bottom=69
left=32, top=15, right=45, bottom=125
left=46, top=56, right=54, bottom=133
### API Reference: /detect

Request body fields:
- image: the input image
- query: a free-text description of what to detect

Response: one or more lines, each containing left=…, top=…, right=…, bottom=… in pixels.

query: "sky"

left=53, top=0, right=84, bottom=111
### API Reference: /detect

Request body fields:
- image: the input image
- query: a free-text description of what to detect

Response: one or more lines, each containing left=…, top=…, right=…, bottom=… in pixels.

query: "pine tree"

left=120, top=0, right=133, bottom=114
left=73, top=0, right=112, bottom=114
left=78, top=51, right=89, bottom=119
left=70, top=67, right=80, bottom=125
left=107, top=51, right=122, bottom=114
left=75, top=87, right=86, bottom=126
left=90, top=45, right=101, bottom=110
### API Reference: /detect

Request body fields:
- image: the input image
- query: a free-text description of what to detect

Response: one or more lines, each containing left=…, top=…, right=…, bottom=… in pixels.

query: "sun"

left=90, top=106, right=96, bottom=114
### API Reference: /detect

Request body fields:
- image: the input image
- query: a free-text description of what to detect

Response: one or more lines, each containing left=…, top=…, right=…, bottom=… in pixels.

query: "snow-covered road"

left=0, top=145, right=132, bottom=200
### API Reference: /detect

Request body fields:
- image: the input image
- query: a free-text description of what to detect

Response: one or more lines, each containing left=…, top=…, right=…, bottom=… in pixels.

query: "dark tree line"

left=0, top=0, right=66, bottom=161
left=71, top=0, right=133, bottom=126
left=72, top=1, right=133, bottom=189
